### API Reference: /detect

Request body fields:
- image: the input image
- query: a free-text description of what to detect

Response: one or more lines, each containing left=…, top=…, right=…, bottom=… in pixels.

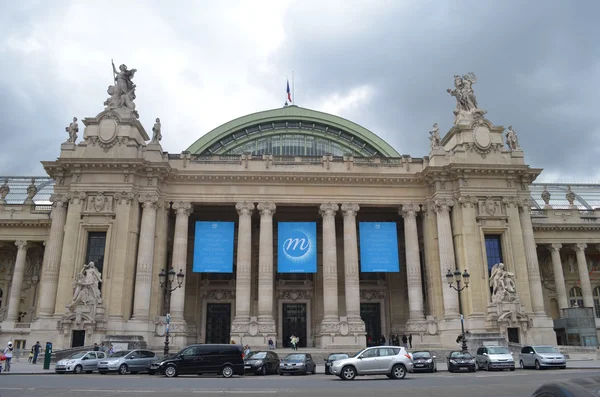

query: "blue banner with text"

left=277, top=222, right=317, bottom=273
left=192, top=221, right=235, bottom=273
left=359, top=222, right=400, bottom=272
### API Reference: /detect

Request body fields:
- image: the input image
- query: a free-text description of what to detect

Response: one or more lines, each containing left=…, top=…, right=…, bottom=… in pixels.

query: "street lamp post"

left=445, top=268, right=470, bottom=352
left=158, top=268, right=185, bottom=356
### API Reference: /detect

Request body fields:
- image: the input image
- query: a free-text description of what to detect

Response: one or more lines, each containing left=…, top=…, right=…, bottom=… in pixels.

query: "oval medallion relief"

left=99, top=118, right=118, bottom=143
left=473, top=126, right=491, bottom=149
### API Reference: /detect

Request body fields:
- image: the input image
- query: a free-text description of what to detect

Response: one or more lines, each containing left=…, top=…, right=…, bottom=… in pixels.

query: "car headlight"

left=426, top=359, right=433, bottom=363
left=254, top=360, right=264, bottom=366
left=108, top=360, right=120, bottom=365
left=469, top=359, right=475, bottom=364
left=66, top=360, right=75, bottom=365
left=449, top=360, right=457, bottom=364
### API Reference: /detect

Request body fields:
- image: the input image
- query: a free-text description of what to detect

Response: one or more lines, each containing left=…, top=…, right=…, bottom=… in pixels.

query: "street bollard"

left=43, top=342, right=52, bottom=370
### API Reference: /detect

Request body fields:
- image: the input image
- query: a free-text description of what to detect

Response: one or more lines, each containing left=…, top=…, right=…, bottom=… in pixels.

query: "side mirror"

left=81, top=357, right=88, bottom=360
left=324, top=358, right=327, bottom=361
left=433, top=356, right=437, bottom=359
left=530, top=352, right=535, bottom=355
left=483, top=353, right=488, bottom=356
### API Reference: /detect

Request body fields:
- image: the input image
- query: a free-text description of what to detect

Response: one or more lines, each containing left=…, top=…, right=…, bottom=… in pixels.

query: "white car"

left=519, top=345, right=566, bottom=370
left=329, top=346, right=413, bottom=380
left=55, top=350, right=106, bottom=374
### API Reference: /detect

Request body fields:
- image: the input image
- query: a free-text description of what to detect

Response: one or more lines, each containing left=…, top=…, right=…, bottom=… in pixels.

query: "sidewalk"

left=1, top=361, right=56, bottom=375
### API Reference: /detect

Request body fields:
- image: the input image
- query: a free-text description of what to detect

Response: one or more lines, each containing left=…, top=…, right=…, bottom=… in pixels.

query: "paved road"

left=0, top=368, right=598, bottom=397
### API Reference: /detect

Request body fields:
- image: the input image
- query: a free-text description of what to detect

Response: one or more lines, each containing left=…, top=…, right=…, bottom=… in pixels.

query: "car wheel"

left=519, top=360, right=525, bottom=369
left=260, top=365, right=267, bottom=376
left=391, top=364, right=407, bottom=380
left=312, top=366, right=316, bottom=375
left=164, top=364, right=178, bottom=378
left=279, top=372, right=284, bottom=376
left=73, top=365, right=83, bottom=374
left=341, top=366, right=356, bottom=380
left=222, top=364, right=234, bottom=378
left=486, top=362, right=492, bottom=371
left=510, top=368, right=515, bottom=372
left=118, top=364, right=128, bottom=375
left=535, top=360, right=541, bottom=370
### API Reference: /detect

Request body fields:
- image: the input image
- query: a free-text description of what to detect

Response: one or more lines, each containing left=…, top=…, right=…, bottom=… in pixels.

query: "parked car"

left=98, top=349, right=157, bottom=375
left=55, top=350, right=107, bottom=374
left=279, top=353, right=316, bottom=375
left=519, top=345, right=566, bottom=370
left=329, top=346, right=413, bottom=380
left=447, top=351, right=476, bottom=373
left=244, top=351, right=280, bottom=375
left=324, top=353, right=349, bottom=375
left=411, top=350, right=437, bottom=373
left=475, top=346, right=515, bottom=371
left=157, top=344, right=245, bottom=378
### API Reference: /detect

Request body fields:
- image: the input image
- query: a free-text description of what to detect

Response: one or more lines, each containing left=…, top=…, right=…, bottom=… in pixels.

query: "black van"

left=158, top=344, right=244, bottom=378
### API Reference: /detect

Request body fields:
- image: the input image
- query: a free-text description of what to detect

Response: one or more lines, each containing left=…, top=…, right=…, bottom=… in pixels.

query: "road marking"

left=0, top=388, right=24, bottom=390
left=71, top=390, right=155, bottom=393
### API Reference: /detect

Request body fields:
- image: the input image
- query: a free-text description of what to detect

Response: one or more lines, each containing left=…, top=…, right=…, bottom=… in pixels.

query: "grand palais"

left=0, top=68, right=599, bottom=353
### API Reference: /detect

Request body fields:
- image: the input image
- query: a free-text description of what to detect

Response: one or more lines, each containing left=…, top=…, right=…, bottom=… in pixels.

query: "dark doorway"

left=282, top=303, right=307, bottom=348
left=507, top=327, right=520, bottom=343
left=72, top=330, right=85, bottom=348
left=205, top=303, right=231, bottom=344
left=361, top=303, right=381, bottom=346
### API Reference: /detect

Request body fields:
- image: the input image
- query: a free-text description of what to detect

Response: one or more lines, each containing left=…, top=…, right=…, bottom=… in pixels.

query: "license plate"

left=460, top=367, right=468, bottom=371
left=415, top=364, right=424, bottom=367
left=244, top=365, right=251, bottom=369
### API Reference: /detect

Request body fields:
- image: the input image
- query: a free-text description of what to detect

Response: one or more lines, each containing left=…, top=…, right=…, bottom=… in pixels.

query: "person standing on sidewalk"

left=32, top=341, right=41, bottom=364
left=4, top=342, right=14, bottom=372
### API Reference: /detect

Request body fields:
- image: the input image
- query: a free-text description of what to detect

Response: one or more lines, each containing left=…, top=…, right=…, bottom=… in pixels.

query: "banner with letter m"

left=277, top=222, right=317, bottom=273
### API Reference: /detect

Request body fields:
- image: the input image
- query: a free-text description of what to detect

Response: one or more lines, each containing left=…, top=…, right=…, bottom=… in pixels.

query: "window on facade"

left=85, top=232, right=106, bottom=289
left=484, top=235, right=503, bottom=295
left=569, top=286, right=584, bottom=308
left=593, top=287, right=600, bottom=318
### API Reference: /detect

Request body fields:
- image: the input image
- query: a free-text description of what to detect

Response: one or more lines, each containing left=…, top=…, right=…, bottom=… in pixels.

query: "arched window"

left=569, top=286, right=584, bottom=308
left=593, top=287, right=600, bottom=318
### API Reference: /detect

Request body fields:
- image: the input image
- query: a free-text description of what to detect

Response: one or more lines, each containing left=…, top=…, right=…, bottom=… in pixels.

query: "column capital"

left=574, top=243, right=587, bottom=253
left=433, top=198, right=454, bottom=213
left=173, top=201, right=192, bottom=216
left=517, top=196, right=534, bottom=210
left=400, top=204, right=420, bottom=218
left=341, top=203, right=359, bottom=217
left=458, top=195, right=478, bottom=208
left=235, top=201, right=255, bottom=216
left=257, top=202, right=276, bottom=217
left=15, top=240, right=27, bottom=251
left=139, top=193, right=159, bottom=209
left=50, top=193, right=69, bottom=208
left=319, top=203, right=339, bottom=218
left=549, top=243, right=562, bottom=253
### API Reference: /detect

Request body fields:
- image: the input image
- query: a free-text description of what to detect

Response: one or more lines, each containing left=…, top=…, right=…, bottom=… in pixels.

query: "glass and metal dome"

left=0, top=176, right=54, bottom=206
left=186, top=105, right=401, bottom=157
left=530, top=183, right=600, bottom=210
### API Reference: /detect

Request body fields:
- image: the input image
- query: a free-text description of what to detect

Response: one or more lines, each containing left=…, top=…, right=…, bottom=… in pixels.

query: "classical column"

left=38, top=194, right=68, bottom=317
left=434, top=199, right=459, bottom=318
left=549, top=244, right=568, bottom=311
left=232, top=201, right=254, bottom=325
left=573, top=243, right=594, bottom=308
left=401, top=204, right=425, bottom=324
left=517, top=199, right=546, bottom=314
left=7, top=241, right=28, bottom=321
left=132, top=194, right=159, bottom=320
left=320, top=203, right=339, bottom=324
left=341, top=203, right=363, bottom=325
left=169, top=201, right=192, bottom=322
left=257, top=202, right=276, bottom=328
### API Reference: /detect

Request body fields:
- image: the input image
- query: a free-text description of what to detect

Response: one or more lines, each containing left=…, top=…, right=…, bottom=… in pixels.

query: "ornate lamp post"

left=446, top=268, right=470, bottom=352
left=158, top=267, right=185, bottom=356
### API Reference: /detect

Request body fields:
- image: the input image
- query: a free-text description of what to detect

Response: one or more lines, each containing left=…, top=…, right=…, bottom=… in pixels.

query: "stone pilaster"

left=170, top=201, right=192, bottom=321
left=517, top=198, right=545, bottom=315
left=341, top=203, right=364, bottom=329
left=6, top=241, right=28, bottom=321
left=232, top=201, right=254, bottom=327
left=132, top=194, right=159, bottom=320
left=400, top=204, right=425, bottom=325
left=38, top=194, right=68, bottom=317
left=422, top=201, right=443, bottom=320
left=549, top=244, right=568, bottom=312
left=257, top=202, right=276, bottom=332
left=319, top=203, right=339, bottom=324
left=434, top=198, right=459, bottom=318
left=573, top=243, right=594, bottom=309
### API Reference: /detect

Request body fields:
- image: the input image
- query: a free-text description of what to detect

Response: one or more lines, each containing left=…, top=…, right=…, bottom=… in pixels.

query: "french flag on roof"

left=287, top=80, right=292, bottom=103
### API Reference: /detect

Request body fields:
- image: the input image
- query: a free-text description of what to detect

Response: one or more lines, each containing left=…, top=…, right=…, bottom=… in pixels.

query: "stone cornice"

left=532, top=224, right=600, bottom=232
left=0, top=219, right=52, bottom=227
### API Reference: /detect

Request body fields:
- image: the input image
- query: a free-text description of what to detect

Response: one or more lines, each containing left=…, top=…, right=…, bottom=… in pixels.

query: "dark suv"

left=158, top=344, right=245, bottom=378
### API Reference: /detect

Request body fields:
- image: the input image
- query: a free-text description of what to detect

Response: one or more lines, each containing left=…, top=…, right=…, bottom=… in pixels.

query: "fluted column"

left=549, top=244, right=568, bottom=312
left=518, top=199, right=546, bottom=314
left=401, top=204, right=425, bottom=323
left=233, top=201, right=254, bottom=324
left=320, top=203, right=339, bottom=324
left=341, top=203, right=363, bottom=325
left=434, top=199, right=459, bottom=318
left=7, top=241, right=28, bottom=321
left=573, top=243, right=594, bottom=308
left=132, top=194, right=159, bottom=320
left=170, top=201, right=192, bottom=321
left=257, top=202, right=276, bottom=328
left=38, top=194, right=68, bottom=317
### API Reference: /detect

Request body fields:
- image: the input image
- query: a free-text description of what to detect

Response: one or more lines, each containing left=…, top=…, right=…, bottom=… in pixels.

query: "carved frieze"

left=202, top=289, right=235, bottom=300
left=360, top=289, right=386, bottom=301
left=278, top=290, right=313, bottom=301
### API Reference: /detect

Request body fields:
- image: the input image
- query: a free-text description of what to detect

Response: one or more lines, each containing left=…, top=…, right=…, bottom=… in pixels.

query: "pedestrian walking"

left=28, top=347, right=34, bottom=363
left=32, top=341, right=41, bottom=364
left=402, top=334, right=408, bottom=348
left=268, top=338, right=274, bottom=350
left=93, top=343, right=100, bottom=351
left=4, top=341, right=14, bottom=372
left=408, top=334, right=413, bottom=348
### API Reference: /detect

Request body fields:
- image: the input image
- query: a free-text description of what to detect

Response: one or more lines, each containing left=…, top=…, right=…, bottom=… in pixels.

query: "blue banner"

left=359, top=222, right=400, bottom=272
left=192, top=221, right=235, bottom=273
left=277, top=222, right=317, bottom=273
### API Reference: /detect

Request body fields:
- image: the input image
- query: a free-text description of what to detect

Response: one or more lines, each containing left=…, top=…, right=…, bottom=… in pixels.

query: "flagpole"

left=292, top=70, right=295, bottom=104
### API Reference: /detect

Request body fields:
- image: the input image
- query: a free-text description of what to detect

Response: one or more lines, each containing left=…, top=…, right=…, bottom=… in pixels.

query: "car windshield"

left=487, top=347, right=510, bottom=354
left=450, top=352, right=472, bottom=359
left=534, top=347, right=559, bottom=354
left=284, top=354, right=305, bottom=362
left=412, top=352, right=431, bottom=359
left=67, top=352, right=87, bottom=359
left=328, top=354, right=349, bottom=361
left=247, top=352, right=267, bottom=359
left=109, top=350, right=130, bottom=358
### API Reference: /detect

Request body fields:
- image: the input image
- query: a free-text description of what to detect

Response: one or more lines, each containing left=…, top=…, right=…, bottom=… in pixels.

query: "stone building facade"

left=0, top=71, right=599, bottom=351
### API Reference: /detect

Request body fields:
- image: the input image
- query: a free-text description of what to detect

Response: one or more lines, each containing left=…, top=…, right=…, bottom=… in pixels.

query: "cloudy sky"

left=1, top=0, right=599, bottom=182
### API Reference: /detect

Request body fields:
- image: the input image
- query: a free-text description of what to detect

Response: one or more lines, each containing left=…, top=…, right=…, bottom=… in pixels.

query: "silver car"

left=519, top=345, right=566, bottom=370
left=98, top=349, right=158, bottom=375
left=475, top=346, right=515, bottom=371
left=329, top=346, right=413, bottom=380
left=55, top=350, right=106, bottom=374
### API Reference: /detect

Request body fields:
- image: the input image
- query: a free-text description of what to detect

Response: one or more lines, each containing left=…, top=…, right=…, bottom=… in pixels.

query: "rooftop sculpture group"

left=104, top=59, right=139, bottom=119
left=447, top=72, right=487, bottom=124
